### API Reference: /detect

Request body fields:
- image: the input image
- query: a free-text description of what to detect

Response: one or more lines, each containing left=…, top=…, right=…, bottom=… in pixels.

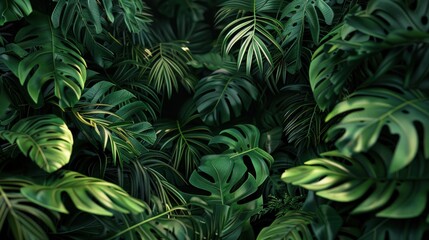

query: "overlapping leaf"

left=0, top=115, right=73, bottom=173
left=21, top=171, right=147, bottom=216
left=13, top=13, right=87, bottom=109
left=282, top=150, right=429, bottom=219
left=146, top=42, right=194, bottom=98
left=72, top=81, right=156, bottom=164
left=220, top=14, right=282, bottom=74
left=0, top=0, right=32, bottom=25
left=257, top=211, right=313, bottom=240
left=194, top=71, right=258, bottom=125
left=51, top=0, right=113, bottom=67
left=280, top=0, right=334, bottom=74
left=326, top=88, right=429, bottom=173
left=156, top=118, right=212, bottom=178
left=310, top=0, right=429, bottom=110
left=0, top=179, right=56, bottom=240
left=210, top=124, right=274, bottom=182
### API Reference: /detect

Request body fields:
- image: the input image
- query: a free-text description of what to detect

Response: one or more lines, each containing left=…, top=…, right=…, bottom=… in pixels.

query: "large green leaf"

left=0, top=115, right=73, bottom=173
left=326, top=88, right=429, bottom=173
left=12, top=13, right=87, bottom=109
left=256, top=211, right=313, bottom=240
left=194, top=70, right=258, bottom=125
left=282, top=149, right=429, bottom=219
left=21, top=171, right=147, bottom=216
left=189, top=154, right=259, bottom=206
left=0, top=0, right=32, bottom=26
left=0, top=178, right=56, bottom=240
left=310, top=0, right=429, bottom=110
left=188, top=155, right=263, bottom=240
left=280, top=0, right=334, bottom=74
left=210, top=124, right=274, bottom=185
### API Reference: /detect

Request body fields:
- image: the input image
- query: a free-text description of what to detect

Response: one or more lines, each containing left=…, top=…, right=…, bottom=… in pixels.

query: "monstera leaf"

left=0, top=0, right=32, bottom=25
left=256, top=211, right=313, bottom=240
left=189, top=155, right=260, bottom=206
left=210, top=124, right=274, bottom=184
left=280, top=0, right=334, bottom=74
left=310, top=0, right=429, bottom=110
left=282, top=149, right=429, bottom=219
left=194, top=71, right=258, bottom=125
left=12, top=13, right=86, bottom=109
left=0, top=115, right=73, bottom=173
left=326, top=88, right=429, bottom=173
left=21, top=171, right=147, bottom=216
left=0, top=178, right=56, bottom=240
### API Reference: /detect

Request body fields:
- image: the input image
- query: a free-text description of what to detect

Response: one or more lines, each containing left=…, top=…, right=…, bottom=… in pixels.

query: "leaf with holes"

left=326, top=88, right=429, bottom=173
left=282, top=149, right=429, bottom=219
left=0, top=0, right=32, bottom=25
left=281, top=0, right=334, bottom=74
left=194, top=71, right=258, bottom=125
left=210, top=124, right=273, bottom=185
left=0, top=115, right=73, bottom=173
left=13, top=13, right=86, bottom=109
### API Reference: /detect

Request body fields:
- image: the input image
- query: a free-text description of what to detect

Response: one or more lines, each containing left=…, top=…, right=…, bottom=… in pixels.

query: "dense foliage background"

left=1, top=0, right=428, bottom=239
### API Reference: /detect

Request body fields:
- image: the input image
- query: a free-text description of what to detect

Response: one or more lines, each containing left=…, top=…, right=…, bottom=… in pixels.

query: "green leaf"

left=194, top=71, right=258, bottom=125
left=257, top=211, right=313, bottom=240
left=359, top=218, right=429, bottom=240
left=310, top=0, right=429, bottom=110
left=73, top=81, right=156, bottom=164
left=156, top=118, right=213, bottom=178
left=282, top=150, right=429, bottom=219
left=0, top=115, right=73, bottom=173
left=220, top=14, right=282, bottom=74
left=210, top=124, right=274, bottom=185
left=21, top=171, right=147, bottom=216
left=303, top=192, right=343, bottom=240
left=147, top=42, right=194, bottom=98
left=189, top=154, right=260, bottom=206
left=51, top=0, right=113, bottom=67
left=0, top=179, right=56, bottom=240
left=0, top=0, right=32, bottom=26
left=281, top=0, right=333, bottom=74
left=326, top=88, right=429, bottom=173
left=116, top=0, right=152, bottom=33
left=13, top=13, right=86, bottom=109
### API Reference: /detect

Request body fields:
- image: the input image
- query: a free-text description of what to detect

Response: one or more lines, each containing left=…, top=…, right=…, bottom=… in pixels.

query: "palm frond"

left=51, top=0, right=114, bottom=67
left=0, top=178, right=57, bottom=240
left=194, top=70, right=259, bottom=125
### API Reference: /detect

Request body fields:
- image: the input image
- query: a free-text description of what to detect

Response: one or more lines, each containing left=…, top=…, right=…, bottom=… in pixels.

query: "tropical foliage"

left=0, top=0, right=428, bottom=239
